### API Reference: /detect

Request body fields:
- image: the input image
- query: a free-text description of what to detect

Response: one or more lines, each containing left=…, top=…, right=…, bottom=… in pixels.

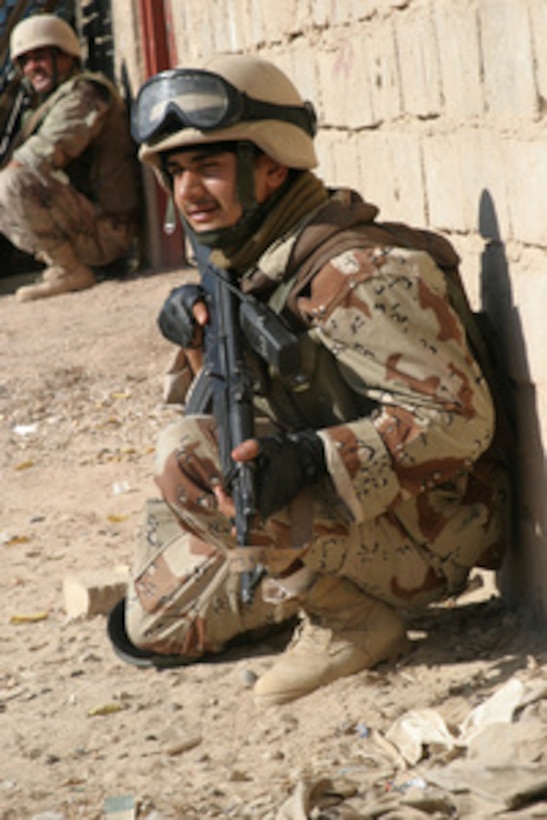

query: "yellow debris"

left=87, top=702, right=126, bottom=717
left=10, top=612, right=49, bottom=624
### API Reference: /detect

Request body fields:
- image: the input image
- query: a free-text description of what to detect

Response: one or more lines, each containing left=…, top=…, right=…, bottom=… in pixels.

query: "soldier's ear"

left=268, top=160, right=289, bottom=191
left=254, top=153, right=287, bottom=189
left=272, top=160, right=289, bottom=187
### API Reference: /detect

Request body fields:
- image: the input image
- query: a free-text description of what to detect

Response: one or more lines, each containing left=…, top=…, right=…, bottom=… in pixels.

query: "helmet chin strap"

left=51, top=49, right=59, bottom=90
left=33, top=49, right=66, bottom=102
left=184, top=141, right=273, bottom=252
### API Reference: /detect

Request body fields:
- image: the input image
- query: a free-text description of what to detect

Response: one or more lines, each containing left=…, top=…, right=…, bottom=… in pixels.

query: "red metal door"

left=137, top=0, right=184, bottom=269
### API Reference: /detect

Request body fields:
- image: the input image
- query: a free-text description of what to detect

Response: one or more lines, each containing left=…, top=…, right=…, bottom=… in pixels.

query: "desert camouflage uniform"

left=126, top=189, right=511, bottom=658
left=0, top=70, right=139, bottom=266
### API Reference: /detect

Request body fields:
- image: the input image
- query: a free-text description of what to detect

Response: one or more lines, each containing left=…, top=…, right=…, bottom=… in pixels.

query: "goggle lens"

left=133, top=71, right=238, bottom=142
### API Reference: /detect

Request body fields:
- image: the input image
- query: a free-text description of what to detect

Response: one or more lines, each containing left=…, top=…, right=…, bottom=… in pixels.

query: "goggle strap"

left=239, top=94, right=317, bottom=136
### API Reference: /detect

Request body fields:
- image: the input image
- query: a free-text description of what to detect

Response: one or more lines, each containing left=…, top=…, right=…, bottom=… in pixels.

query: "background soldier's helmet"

left=10, top=14, right=81, bottom=63
left=139, top=53, right=318, bottom=173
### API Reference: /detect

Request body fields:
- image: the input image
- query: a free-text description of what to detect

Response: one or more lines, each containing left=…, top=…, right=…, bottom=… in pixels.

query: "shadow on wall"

left=479, top=190, right=546, bottom=625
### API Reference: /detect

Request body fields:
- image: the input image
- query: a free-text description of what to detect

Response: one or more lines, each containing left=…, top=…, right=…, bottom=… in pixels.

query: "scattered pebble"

left=240, top=668, right=258, bottom=687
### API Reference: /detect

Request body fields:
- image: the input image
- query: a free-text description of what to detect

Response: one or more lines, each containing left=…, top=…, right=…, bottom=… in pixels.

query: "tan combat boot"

left=16, top=264, right=96, bottom=301
left=254, top=575, right=409, bottom=707
left=41, top=265, right=72, bottom=282
left=15, top=245, right=96, bottom=302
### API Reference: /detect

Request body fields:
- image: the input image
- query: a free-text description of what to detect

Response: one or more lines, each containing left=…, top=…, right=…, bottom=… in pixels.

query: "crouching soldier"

left=0, top=14, right=140, bottom=301
left=108, top=54, right=511, bottom=706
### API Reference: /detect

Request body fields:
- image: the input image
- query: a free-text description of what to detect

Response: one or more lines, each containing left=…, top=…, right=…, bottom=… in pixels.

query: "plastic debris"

left=14, top=424, right=38, bottom=436
left=104, top=794, right=136, bottom=819
left=399, top=775, right=428, bottom=791
left=355, top=722, right=370, bottom=739
left=112, top=481, right=130, bottom=495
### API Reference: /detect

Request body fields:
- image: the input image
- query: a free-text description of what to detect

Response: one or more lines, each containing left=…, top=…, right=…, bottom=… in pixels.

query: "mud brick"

left=63, top=570, right=128, bottom=618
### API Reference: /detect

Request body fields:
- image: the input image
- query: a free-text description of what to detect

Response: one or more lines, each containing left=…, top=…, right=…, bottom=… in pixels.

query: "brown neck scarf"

left=210, top=170, right=328, bottom=275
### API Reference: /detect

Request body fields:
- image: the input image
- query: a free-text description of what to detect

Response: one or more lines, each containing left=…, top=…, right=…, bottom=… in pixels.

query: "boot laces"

left=288, top=613, right=333, bottom=652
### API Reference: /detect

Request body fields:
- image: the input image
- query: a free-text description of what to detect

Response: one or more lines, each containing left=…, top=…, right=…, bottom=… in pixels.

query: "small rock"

left=240, top=668, right=258, bottom=687
left=162, top=726, right=202, bottom=756
left=228, top=769, right=251, bottom=782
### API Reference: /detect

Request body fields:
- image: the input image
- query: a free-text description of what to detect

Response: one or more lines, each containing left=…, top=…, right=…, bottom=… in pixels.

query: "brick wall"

left=112, top=0, right=547, bottom=624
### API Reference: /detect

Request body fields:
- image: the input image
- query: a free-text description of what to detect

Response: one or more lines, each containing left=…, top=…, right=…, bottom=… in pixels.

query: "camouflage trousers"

left=0, top=163, right=134, bottom=266
left=126, top=415, right=507, bottom=658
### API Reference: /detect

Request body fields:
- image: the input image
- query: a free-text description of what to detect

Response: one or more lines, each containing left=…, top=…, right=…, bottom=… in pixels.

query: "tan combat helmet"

left=10, top=13, right=81, bottom=63
left=138, top=53, right=318, bottom=173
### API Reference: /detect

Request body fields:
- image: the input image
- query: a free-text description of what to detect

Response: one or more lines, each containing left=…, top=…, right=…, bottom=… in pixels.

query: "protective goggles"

left=132, top=68, right=317, bottom=144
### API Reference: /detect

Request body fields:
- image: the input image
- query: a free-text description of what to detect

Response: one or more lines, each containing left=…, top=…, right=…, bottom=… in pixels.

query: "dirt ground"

left=1, top=266, right=546, bottom=820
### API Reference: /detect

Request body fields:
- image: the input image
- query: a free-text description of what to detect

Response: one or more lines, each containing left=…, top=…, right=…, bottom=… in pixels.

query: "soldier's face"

left=165, top=147, right=288, bottom=234
left=166, top=149, right=242, bottom=233
left=19, top=47, right=73, bottom=94
left=19, top=47, right=55, bottom=93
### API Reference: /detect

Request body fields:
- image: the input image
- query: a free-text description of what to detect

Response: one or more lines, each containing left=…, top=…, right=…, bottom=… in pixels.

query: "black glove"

left=157, top=284, right=205, bottom=348
left=255, top=430, right=327, bottom=520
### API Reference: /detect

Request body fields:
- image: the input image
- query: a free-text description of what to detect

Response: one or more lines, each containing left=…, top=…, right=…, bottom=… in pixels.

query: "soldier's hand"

left=212, top=480, right=236, bottom=520
left=232, top=431, right=327, bottom=521
left=157, top=284, right=208, bottom=348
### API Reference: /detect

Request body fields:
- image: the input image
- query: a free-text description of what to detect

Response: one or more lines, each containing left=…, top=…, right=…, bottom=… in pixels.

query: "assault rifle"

left=181, top=244, right=301, bottom=601
left=204, top=263, right=257, bottom=601
left=0, top=71, right=30, bottom=165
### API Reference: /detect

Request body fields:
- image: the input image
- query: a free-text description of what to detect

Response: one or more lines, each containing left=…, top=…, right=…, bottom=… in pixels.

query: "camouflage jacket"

left=12, top=70, right=140, bottom=220
left=235, top=188, right=508, bottom=568
left=168, top=188, right=508, bottom=570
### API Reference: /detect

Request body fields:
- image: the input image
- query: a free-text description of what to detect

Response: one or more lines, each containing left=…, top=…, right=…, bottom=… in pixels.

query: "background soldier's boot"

left=254, top=575, right=409, bottom=707
left=42, top=266, right=70, bottom=282
left=15, top=245, right=96, bottom=302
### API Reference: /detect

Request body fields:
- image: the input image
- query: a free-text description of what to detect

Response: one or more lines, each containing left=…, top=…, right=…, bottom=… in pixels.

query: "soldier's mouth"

left=29, top=71, right=52, bottom=90
left=185, top=205, right=219, bottom=224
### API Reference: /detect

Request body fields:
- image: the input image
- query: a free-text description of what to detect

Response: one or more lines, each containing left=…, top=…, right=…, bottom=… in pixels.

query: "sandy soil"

left=0, top=267, right=546, bottom=820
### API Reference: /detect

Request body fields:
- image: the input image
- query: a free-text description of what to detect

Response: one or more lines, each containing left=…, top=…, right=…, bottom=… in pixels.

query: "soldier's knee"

left=124, top=593, right=150, bottom=649
left=154, top=414, right=217, bottom=475
left=154, top=419, right=188, bottom=475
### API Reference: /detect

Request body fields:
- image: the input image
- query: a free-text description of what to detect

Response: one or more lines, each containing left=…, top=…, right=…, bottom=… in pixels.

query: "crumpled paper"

left=276, top=672, right=547, bottom=818
left=383, top=672, right=547, bottom=813
left=275, top=776, right=357, bottom=820
left=385, top=707, right=457, bottom=765
left=425, top=762, right=547, bottom=811
left=384, top=674, right=547, bottom=767
left=459, top=675, right=525, bottom=741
